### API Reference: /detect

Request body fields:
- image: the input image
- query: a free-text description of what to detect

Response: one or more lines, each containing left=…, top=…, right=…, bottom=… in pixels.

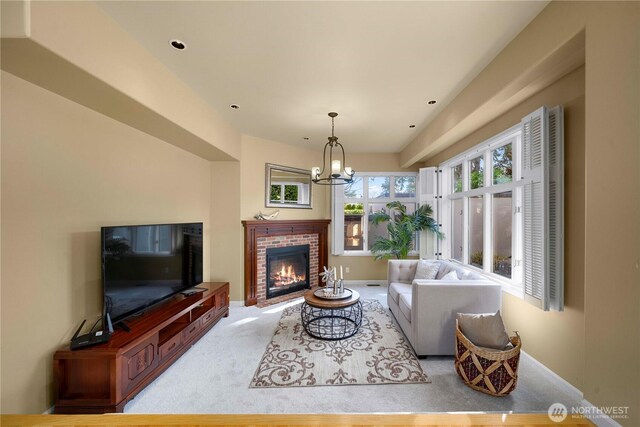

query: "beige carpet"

left=250, top=299, right=430, bottom=387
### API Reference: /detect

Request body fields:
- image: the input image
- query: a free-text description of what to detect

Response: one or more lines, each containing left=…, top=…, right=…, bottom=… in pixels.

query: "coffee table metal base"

left=301, top=301, right=363, bottom=340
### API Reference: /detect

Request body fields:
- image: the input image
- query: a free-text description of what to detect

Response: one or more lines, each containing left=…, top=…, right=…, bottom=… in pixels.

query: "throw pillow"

left=441, top=270, right=459, bottom=281
left=414, top=260, right=439, bottom=280
left=457, top=311, right=510, bottom=350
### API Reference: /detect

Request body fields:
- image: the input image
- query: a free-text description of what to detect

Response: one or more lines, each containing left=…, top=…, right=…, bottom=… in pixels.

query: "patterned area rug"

left=250, top=299, right=430, bottom=387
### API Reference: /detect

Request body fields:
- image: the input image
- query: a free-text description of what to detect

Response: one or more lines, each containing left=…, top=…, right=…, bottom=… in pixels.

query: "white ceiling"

left=96, top=1, right=547, bottom=153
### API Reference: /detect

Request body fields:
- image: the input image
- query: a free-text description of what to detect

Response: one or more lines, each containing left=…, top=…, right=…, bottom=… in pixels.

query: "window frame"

left=270, top=182, right=303, bottom=205
left=334, top=172, right=419, bottom=257
left=439, top=124, right=523, bottom=295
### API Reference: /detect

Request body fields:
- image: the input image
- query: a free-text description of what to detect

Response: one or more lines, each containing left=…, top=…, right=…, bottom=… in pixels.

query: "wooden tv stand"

left=53, top=282, right=229, bottom=414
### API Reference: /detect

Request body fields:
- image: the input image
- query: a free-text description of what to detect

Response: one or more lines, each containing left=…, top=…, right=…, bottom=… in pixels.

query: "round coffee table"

left=301, top=288, right=362, bottom=340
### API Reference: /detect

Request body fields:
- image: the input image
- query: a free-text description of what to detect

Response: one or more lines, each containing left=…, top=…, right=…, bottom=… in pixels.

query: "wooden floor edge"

left=0, top=413, right=595, bottom=426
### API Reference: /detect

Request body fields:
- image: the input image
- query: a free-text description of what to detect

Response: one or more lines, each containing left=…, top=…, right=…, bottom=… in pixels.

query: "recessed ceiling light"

left=169, top=39, right=186, bottom=50
left=230, top=104, right=240, bottom=109
left=409, top=125, right=416, bottom=128
left=428, top=100, right=437, bottom=105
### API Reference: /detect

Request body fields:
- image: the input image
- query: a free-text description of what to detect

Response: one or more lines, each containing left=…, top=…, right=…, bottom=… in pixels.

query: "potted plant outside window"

left=369, top=201, right=443, bottom=260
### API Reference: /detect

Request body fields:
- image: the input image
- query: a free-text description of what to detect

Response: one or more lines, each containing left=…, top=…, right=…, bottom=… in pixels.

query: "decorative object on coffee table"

left=454, top=319, right=521, bottom=396
left=301, top=288, right=362, bottom=340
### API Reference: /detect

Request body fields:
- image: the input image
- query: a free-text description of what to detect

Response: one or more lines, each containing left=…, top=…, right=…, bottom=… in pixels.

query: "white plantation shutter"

left=521, top=106, right=564, bottom=311
left=547, top=106, right=564, bottom=311
left=418, top=167, right=439, bottom=259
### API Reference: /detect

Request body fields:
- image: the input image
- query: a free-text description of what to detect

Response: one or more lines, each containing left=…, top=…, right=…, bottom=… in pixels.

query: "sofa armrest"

left=410, top=281, right=502, bottom=354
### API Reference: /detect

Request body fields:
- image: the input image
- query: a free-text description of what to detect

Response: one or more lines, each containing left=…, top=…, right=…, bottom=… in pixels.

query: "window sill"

left=501, top=284, right=524, bottom=299
left=338, top=251, right=420, bottom=258
left=338, top=252, right=374, bottom=257
left=447, top=259, right=523, bottom=299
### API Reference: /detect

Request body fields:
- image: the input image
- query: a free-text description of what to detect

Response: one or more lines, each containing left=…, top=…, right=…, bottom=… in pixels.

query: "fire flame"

left=271, top=262, right=305, bottom=287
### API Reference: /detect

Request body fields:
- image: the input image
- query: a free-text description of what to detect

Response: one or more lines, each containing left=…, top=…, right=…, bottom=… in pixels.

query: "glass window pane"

left=492, top=143, right=513, bottom=185
left=367, top=203, right=388, bottom=251
left=344, top=203, right=364, bottom=251
left=452, top=164, right=463, bottom=193
left=368, top=177, right=390, bottom=199
left=344, top=177, right=364, bottom=198
left=452, top=198, right=464, bottom=262
left=469, top=195, right=484, bottom=268
left=270, top=184, right=281, bottom=202
left=394, top=176, right=416, bottom=198
left=493, top=192, right=512, bottom=278
left=284, top=185, right=298, bottom=202
left=470, top=156, right=484, bottom=189
left=403, top=203, right=417, bottom=251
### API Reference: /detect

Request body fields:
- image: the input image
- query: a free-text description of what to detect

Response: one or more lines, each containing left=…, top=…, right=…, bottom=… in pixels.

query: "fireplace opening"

left=266, top=245, right=310, bottom=299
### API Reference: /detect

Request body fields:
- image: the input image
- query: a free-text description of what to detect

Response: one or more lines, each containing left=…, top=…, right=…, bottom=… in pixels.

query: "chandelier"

left=311, top=112, right=355, bottom=185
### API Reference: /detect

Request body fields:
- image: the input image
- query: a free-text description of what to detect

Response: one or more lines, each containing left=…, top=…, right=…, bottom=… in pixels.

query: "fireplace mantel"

left=242, top=219, right=331, bottom=306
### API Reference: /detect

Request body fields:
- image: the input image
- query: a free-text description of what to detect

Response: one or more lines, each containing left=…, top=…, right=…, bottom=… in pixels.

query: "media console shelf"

left=53, top=282, right=229, bottom=414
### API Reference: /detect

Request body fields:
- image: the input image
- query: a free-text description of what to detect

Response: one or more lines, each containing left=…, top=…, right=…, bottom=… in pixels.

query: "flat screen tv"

left=102, top=222, right=203, bottom=324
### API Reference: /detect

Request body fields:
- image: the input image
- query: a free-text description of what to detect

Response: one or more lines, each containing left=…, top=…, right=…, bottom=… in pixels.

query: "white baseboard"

left=520, top=351, right=622, bottom=427
left=343, top=280, right=387, bottom=286
left=520, top=350, right=583, bottom=400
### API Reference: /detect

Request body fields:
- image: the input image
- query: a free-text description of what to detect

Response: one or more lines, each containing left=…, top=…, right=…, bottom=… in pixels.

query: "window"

left=438, top=106, right=564, bottom=310
left=492, top=191, right=512, bottom=277
left=270, top=183, right=301, bottom=204
left=332, top=173, right=418, bottom=255
left=469, top=195, right=484, bottom=268
left=440, top=126, right=522, bottom=287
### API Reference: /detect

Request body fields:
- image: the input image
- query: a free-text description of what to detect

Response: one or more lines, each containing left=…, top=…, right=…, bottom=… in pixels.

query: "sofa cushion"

left=414, top=260, right=439, bottom=280
left=399, top=293, right=412, bottom=323
left=389, top=282, right=412, bottom=304
left=457, top=311, right=510, bottom=350
left=436, top=263, right=454, bottom=279
left=388, top=262, right=418, bottom=284
left=441, top=270, right=459, bottom=280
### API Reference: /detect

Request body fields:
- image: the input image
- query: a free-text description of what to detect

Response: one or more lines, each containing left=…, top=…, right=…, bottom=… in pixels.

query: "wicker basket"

left=454, top=319, right=521, bottom=397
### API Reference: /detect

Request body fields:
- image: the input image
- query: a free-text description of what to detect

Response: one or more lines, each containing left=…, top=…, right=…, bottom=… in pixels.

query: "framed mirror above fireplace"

left=265, top=163, right=312, bottom=209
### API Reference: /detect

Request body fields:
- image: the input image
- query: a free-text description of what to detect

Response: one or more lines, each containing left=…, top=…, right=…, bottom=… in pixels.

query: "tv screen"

left=102, top=222, right=203, bottom=324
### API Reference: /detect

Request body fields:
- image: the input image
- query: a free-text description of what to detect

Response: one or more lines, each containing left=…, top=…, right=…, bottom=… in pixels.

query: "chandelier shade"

left=311, top=112, right=355, bottom=185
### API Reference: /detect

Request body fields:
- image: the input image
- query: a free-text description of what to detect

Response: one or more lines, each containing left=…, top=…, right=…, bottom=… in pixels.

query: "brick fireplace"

left=242, top=220, right=330, bottom=306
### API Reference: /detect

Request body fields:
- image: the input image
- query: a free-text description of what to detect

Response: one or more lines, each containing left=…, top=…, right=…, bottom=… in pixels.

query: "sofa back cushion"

left=388, top=260, right=418, bottom=284
left=414, top=260, right=440, bottom=280
left=436, top=261, right=484, bottom=280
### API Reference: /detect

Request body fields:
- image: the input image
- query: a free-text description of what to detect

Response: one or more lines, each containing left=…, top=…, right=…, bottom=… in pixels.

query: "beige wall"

left=427, top=66, right=586, bottom=391
left=0, top=71, right=213, bottom=413
left=211, top=162, right=243, bottom=301
left=1, top=1, right=241, bottom=161
left=240, top=134, right=330, bottom=221
left=418, top=2, right=639, bottom=421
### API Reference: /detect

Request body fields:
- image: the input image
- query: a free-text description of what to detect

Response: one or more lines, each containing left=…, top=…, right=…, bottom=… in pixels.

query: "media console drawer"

left=159, top=333, right=182, bottom=360
left=200, top=308, right=217, bottom=328
left=181, top=318, right=201, bottom=343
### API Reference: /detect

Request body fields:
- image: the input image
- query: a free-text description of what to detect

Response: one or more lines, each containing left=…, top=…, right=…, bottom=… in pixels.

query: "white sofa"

left=387, top=259, right=501, bottom=356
